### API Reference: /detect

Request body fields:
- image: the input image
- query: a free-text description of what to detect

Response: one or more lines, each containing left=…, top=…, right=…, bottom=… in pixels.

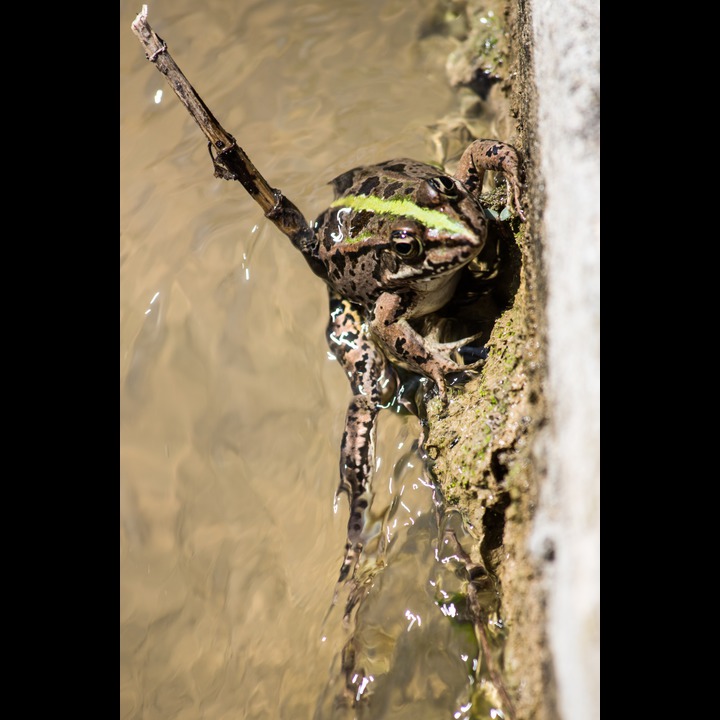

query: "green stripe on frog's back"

left=330, top=194, right=469, bottom=241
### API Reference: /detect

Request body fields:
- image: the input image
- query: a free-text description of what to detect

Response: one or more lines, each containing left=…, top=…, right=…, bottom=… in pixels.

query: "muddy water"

left=120, top=1, right=503, bottom=718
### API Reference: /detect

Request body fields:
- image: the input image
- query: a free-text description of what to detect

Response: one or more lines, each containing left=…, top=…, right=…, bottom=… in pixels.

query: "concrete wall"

left=529, top=2, right=600, bottom=719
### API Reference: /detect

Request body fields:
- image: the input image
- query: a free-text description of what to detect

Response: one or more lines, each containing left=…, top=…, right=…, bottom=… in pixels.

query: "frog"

left=303, top=139, right=526, bottom=585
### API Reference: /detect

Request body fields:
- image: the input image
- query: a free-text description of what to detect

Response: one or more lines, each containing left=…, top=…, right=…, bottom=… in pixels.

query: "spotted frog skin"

left=304, top=139, right=525, bottom=584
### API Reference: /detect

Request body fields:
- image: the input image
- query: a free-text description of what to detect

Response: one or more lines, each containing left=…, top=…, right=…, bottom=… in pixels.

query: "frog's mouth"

left=330, top=195, right=471, bottom=237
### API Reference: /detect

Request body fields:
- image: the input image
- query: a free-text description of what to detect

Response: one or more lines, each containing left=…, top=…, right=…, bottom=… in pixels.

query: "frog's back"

left=329, top=158, right=446, bottom=200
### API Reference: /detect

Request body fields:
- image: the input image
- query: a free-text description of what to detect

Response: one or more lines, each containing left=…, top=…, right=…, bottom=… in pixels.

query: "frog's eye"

left=390, top=228, right=423, bottom=259
left=428, top=176, right=458, bottom=197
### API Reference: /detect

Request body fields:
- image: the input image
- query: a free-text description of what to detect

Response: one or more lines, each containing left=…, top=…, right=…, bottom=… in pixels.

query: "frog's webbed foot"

left=425, top=341, right=486, bottom=403
left=427, top=355, right=485, bottom=406
left=499, top=172, right=525, bottom=223
left=417, top=329, right=487, bottom=393
left=372, top=299, right=488, bottom=407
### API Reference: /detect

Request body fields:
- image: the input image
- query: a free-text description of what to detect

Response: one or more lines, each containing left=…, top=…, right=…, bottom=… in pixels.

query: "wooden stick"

left=130, top=5, right=313, bottom=254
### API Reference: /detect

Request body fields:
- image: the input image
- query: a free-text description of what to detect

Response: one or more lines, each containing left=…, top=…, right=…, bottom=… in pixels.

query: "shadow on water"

left=120, top=1, right=516, bottom=718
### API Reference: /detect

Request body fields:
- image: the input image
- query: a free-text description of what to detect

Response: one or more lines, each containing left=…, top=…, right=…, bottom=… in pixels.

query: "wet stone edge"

left=420, top=1, right=556, bottom=719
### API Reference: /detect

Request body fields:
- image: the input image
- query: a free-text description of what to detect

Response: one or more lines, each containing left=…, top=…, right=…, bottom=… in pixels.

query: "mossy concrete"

left=424, top=1, right=598, bottom=719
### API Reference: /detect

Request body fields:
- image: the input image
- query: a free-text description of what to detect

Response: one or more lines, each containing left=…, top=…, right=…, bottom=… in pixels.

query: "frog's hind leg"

left=326, top=291, right=398, bottom=605
left=454, top=139, right=526, bottom=221
left=334, top=396, right=379, bottom=586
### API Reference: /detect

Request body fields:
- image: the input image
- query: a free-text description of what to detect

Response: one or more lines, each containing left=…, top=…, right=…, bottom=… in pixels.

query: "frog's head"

left=320, top=172, right=488, bottom=288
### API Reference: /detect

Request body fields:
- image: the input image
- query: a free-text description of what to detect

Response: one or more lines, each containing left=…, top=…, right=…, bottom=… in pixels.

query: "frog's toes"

left=427, top=371, right=450, bottom=405
left=506, top=179, right=526, bottom=222
left=429, top=358, right=484, bottom=406
left=444, top=357, right=486, bottom=389
left=425, top=334, right=487, bottom=368
left=427, top=353, right=485, bottom=384
left=425, top=331, right=484, bottom=354
left=460, top=356, right=486, bottom=372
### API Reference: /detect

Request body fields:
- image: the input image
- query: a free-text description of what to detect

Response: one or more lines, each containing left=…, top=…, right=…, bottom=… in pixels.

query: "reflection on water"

left=120, top=1, right=509, bottom=717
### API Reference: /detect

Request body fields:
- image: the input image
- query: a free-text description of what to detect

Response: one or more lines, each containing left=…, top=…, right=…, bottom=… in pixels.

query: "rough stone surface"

left=525, top=2, right=600, bottom=719
left=426, top=1, right=599, bottom=718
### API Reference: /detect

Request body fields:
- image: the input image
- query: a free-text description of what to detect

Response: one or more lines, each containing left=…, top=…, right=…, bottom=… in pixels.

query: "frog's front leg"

left=326, top=291, right=398, bottom=583
left=454, top=139, right=526, bottom=221
left=371, top=292, right=482, bottom=404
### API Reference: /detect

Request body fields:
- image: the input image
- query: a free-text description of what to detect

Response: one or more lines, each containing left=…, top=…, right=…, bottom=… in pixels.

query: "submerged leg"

left=326, top=291, right=397, bottom=586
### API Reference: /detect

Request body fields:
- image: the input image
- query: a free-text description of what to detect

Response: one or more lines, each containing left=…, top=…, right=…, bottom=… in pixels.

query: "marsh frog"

left=306, top=139, right=525, bottom=583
